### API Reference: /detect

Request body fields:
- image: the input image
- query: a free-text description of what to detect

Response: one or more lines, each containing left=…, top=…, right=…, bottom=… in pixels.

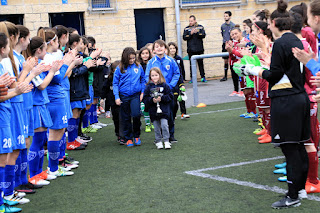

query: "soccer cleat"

left=97, top=109, right=101, bottom=115
left=29, top=175, right=50, bottom=186
left=38, top=170, right=57, bottom=180
left=271, top=196, right=301, bottom=209
left=79, top=134, right=92, bottom=142
left=24, top=182, right=42, bottom=189
left=164, top=142, right=171, bottom=149
left=67, top=141, right=86, bottom=150
left=229, top=91, right=238, bottom=97
left=59, top=159, right=78, bottom=170
left=181, top=114, right=190, bottom=119
left=298, top=189, right=308, bottom=199
left=97, top=121, right=108, bottom=127
left=145, top=125, right=151, bottom=132
left=126, top=140, right=134, bottom=147
left=82, top=127, right=98, bottom=133
left=188, top=80, right=193, bottom=84
left=275, top=162, right=286, bottom=169
left=305, top=181, right=320, bottom=194
left=244, top=112, right=256, bottom=118
left=4, top=193, right=30, bottom=205
left=0, top=204, right=22, bottom=213
left=99, top=106, right=105, bottom=113
left=237, top=91, right=244, bottom=97
left=169, top=137, right=178, bottom=143
left=201, top=77, right=207, bottom=83
left=119, top=138, right=126, bottom=145
left=156, top=142, right=164, bottom=149
left=3, top=199, right=19, bottom=206
left=48, top=167, right=74, bottom=177
left=151, top=124, right=154, bottom=129
left=14, top=185, right=36, bottom=194
left=258, top=134, right=271, bottom=143
left=256, top=128, right=267, bottom=135
left=258, top=134, right=268, bottom=140
left=239, top=112, right=249, bottom=117
left=65, top=156, right=79, bottom=165
left=14, top=191, right=25, bottom=198
left=105, top=111, right=111, bottom=118
left=90, top=124, right=102, bottom=129
left=278, top=176, right=287, bottom=182
left=134, top=138, right=141, bottom=146
left=253, top=128, right=262, bottom=134
left=273, top=168, right=287, bottom=175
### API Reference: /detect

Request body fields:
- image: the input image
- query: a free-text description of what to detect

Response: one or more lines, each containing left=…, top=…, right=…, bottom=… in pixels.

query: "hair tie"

left=254, top=22, right=264, bottom=32
left=46, top=34, right=57, bottom=44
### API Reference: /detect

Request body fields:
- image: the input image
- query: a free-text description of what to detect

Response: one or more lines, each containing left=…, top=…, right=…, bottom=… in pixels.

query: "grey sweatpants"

left=153, top=118, right=170, bottom=143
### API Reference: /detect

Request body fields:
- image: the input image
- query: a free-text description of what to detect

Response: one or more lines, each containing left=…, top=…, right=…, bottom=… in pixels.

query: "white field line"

left=185, top=156, right=320, bottom=202
left=189, top=107, right=246, bottom=116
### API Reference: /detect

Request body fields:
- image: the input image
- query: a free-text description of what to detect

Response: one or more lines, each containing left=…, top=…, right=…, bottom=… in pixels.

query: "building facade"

left=0, top=0, right=307, bottom=79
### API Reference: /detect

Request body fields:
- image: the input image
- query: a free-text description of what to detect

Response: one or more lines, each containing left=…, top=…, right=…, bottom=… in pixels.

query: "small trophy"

left=154, top=91, right=162, bottom=114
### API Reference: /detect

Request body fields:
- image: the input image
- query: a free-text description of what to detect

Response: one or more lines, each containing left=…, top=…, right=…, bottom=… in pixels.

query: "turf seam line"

left=188, top=107, right=246, bottom=116
left=185, top=156, right=320, bottom=202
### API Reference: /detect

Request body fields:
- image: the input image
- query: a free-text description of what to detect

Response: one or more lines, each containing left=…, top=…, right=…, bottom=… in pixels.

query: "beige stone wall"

left=0, top=0, right=310, bottom=79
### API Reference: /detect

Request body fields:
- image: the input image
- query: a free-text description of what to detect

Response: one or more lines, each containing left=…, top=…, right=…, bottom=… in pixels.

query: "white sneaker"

left=48, top=167, right=74, bottom=176
left=65, top=163, right=79, bottom=169
left=181, top=114, right=190, bottom=119
left=76, top=137, right=89, bottom=145
left=90, top=124, right=102, bottom=129
left=298, top=189, right=308, bottom=199
left=156, top=142, right=163, bottom=149
left=164, top=142, right=171, bottom=149
left=45, top=173, right=57, bottom=180
left=96, top=121, right=108, bottom=127
left=15, top=191, right=26, bottom=197
left=4, top=193, right=30, bottom=204
left=29, top=178, right=50, bottom=186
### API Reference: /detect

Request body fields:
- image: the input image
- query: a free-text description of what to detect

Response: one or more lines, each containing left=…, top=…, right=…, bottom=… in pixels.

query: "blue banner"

left=1, top=0, right=8, bottom=6
left=62, top=0, right=68, bottom=4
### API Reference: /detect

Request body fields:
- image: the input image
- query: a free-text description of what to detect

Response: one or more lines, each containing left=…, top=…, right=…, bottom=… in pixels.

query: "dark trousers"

left=111, top=105, right=122, bottom=137
left=173, top=95, right=186, bottom=118
left=230, top=65, right=239, bottom=92
left=168, top=98, right=175, bottom=139
left=119, top=94, right=141, bottom=140
left=188, top=51, right=205, bottom=78
left=280, top=143, right=309, bottom=199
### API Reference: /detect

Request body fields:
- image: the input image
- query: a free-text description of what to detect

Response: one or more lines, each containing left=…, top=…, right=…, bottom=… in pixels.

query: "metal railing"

left=180, top=0, right=242, bottom=8
left=190, top=53, right=229, bottom=106
left=88, top=0, right=118, bottom=13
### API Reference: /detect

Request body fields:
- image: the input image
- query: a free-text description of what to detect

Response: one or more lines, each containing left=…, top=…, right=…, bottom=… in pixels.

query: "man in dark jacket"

left=183, top=15, right=206, bottom=83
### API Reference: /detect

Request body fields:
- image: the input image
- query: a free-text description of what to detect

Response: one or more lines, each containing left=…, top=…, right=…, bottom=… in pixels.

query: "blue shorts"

left=71, top=100, right=86, bottom=110
left=64, top=90, right=73, bottom=119
left=33, top=105, right=53, bottom=129
left=47, top=100, right=68, bottom=130
left=0, top=126, right=13, bottom=154
left=23, top=109, right=34, bottom=137
left=86, top=85, right=94, bottom=105
left=11, top=102, right=26, bottom=150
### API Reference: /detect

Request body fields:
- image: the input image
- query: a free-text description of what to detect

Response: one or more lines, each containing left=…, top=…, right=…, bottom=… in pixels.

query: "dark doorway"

left=49, top=12, right=85, bottom=35
left=134, top=9, right=165, bottom=50
left=0, top=14, right=24, bottom=25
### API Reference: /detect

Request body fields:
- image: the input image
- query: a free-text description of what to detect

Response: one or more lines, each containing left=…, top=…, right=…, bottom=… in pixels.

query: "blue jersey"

left=0, top=64, right=12, bottom=128
left=13, top=50, right=33, bottom=110
left=113, top=63, right=146, bottom=100
left=0, top=58, right=23, bottom=103
left=32, top=71, right=50, bottom=106
left=145, top=55, right=180, bottom=89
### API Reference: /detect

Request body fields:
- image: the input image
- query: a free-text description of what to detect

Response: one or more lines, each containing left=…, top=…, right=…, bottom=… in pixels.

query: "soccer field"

left=23, top=101, right=320, bottom=213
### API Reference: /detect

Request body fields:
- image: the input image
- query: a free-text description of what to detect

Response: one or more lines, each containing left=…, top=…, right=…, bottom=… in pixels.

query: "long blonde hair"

left=147, top=67, right=166, bottom=84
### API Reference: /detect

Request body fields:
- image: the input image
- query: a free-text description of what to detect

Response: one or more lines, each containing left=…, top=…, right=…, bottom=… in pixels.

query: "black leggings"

left=280, top=143, right=309, bottom=199
left=230, top=65, right=239, bottom=92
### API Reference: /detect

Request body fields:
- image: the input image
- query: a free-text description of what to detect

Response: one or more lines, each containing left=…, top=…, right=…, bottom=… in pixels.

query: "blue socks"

left=20, top=149, right=29, bottom=185
left=59, top=133, right=66, bottom=160
left=0, top=167, right=4, bottom=205
left=47, top=140, right=60, bottom=172
left=67, top=118, right=78, bottom=143
left=83, top=110, right=89, bottom=128
left=14, top=154, right=21, bottom=188
left=92, top=104, right=98, bottom=124
left=28, top=131, right=46, bottom=177
left=4, top=165, right=15, bottom=196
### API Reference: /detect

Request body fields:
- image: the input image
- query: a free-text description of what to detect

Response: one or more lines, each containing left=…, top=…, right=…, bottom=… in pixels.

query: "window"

left=49, top=12, right=85, bottom=35
left=88, top=0, right=117, bottom=13
left=0, top=14, right=24, bottom=25
left=180, top=0, right=242, bottom=9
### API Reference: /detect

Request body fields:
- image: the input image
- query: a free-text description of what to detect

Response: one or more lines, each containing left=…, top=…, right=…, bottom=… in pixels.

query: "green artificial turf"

left=22, top=101, right=320, bottom=213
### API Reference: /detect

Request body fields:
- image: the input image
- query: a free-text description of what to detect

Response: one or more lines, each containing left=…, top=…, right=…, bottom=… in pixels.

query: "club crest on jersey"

left=166, top=65, right=170, bottom=70
left=159, top=87, right=164, bottom=92
left=134, top=68, right=138, bottom=74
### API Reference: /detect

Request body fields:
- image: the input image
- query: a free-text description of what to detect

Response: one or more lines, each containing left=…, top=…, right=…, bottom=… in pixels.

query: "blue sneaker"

left=275, top=162, right=287, bottom=169
left=126, top=140, right=134, bottom=147
left=244, top=112, right=256, bottom=118
left=278, top=176, right=287, bottom=182
left=239, top=112, right=249, bottom=117
left=201, top=77, right=207, bottom=83
left=0, top=204, right=22, bottom=213
left=273, top=168, right=287, bottom=175
left=3, top=199, right=19, bottom=206
left=134, top=138, right=141, bottom=146
left=188, top=80, right=193, bottom=84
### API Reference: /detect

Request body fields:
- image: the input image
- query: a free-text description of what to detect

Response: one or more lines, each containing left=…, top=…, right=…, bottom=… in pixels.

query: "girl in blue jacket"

left=143, top=67, right=173, bottom=149
left=113, top=47, right=146, bottom=147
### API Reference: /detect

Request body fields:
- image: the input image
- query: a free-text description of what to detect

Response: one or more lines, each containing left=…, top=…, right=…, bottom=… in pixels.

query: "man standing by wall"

left=183, top=15, right=206, bottom=83
left=220, top=11, right=235, bottom=82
